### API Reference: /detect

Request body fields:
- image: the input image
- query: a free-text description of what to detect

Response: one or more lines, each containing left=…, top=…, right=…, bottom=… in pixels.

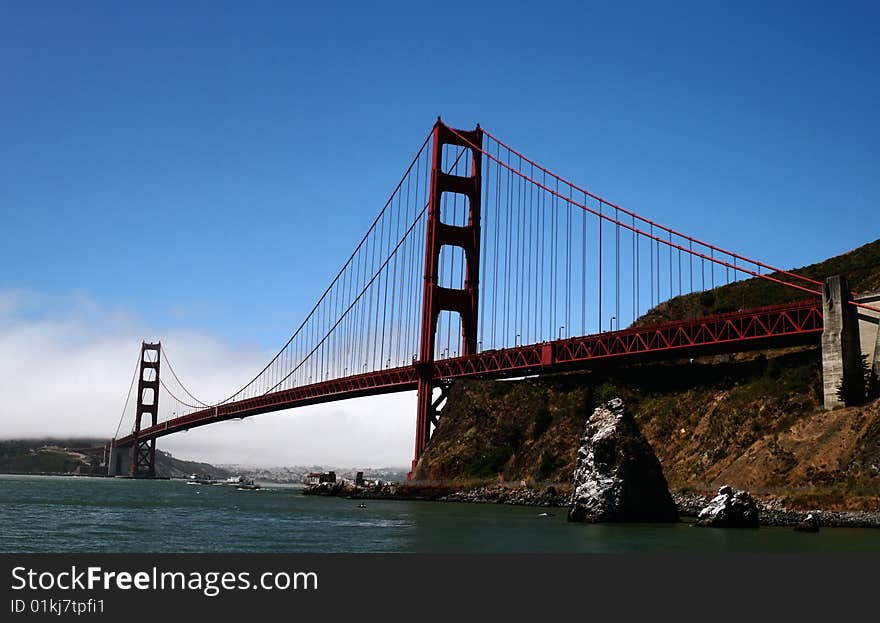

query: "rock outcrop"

left=567, top=398, right=679, bottom=523
left=443, top=484, right=567, bottom=506
left=793, top=513, right=820, bottom=533
left=695, top=485, right=759, bottom=527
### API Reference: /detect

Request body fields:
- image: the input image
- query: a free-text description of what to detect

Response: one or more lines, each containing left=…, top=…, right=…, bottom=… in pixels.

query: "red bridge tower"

left=412, top=120, right=483, bottom=476
left=131, top=341, right=161, bottom=477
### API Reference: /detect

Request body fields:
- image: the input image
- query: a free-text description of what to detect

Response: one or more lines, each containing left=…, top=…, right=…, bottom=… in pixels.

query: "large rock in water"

left=695, top=486, right=759, bottom=528
left=567, top=398, right=679, bottom=523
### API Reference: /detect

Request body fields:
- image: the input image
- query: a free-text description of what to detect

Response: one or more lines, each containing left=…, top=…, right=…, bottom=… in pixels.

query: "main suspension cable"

left=210, top=129, right=434, bottom=406
left=478, top=126, right=823, bottom=289
left=161, top=347, right=211, bottom=407
left=443, top=124, right=824, bottom=298
left=111, top=348, right=141, bottom=440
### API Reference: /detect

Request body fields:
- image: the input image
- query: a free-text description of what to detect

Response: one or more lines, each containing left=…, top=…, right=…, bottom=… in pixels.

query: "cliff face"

left=414, top=348, right=880, bottom=510
left=412, top=376, right=587, bottom=483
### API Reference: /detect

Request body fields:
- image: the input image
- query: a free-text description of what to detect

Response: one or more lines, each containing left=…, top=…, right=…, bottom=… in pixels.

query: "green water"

left=0, top=475, right=877, bottom=552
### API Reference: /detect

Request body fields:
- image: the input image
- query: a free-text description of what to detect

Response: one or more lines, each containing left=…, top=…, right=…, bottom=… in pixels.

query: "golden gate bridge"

left=108, top=119, right=878, bottom=478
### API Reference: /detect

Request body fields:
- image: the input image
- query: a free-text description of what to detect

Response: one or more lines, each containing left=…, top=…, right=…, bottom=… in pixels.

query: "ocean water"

left=0, top=474, right=877, bottom=552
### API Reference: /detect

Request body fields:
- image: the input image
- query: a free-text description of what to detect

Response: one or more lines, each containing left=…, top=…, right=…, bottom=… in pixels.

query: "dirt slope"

left=414, top=349, right=880, bottom=510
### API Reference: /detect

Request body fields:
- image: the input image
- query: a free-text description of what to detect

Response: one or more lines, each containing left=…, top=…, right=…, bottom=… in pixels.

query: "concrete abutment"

left=821, top=275, right=874, bottom=408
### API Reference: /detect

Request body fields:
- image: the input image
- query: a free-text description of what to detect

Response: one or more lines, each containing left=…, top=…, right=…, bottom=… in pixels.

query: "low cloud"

left=0, top=290, right=415, bottom=467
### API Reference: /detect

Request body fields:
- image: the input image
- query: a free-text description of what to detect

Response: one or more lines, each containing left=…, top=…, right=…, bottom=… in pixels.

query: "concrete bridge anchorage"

left=822, top=274, right=879, bottom=409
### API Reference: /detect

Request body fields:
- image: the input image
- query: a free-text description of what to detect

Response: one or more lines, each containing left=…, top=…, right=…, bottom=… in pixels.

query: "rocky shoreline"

left=303, top=482, right=880, bottom=528
left=672, top=491, right=880, bottom=529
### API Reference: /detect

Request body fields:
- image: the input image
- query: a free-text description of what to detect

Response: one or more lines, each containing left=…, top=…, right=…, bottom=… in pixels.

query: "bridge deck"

left=115, top=300, right=822, bottom=447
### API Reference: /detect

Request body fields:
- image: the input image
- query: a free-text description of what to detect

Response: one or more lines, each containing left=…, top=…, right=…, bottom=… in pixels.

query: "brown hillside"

left=415, top=239, right=880, bottom=510
left=415, top=348, right=880, bottom=510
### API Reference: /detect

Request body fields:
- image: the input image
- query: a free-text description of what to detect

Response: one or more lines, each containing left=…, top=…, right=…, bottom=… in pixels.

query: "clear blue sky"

left=2, top=0, right=878, bottom=350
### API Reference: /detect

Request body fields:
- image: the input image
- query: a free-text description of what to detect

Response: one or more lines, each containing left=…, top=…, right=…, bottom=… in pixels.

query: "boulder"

left=695, top=486, right=760, bottom=527
left=793, top=513, right=820, bottom=533
left=567, top=398, right=679, bottom=523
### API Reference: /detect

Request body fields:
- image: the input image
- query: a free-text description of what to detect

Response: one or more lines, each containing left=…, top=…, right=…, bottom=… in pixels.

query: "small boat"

left=237, top=478, right=260, bottom=490
left=357, top=503, right=367, bottom=509
left=187, top=473, right=215, bottom=485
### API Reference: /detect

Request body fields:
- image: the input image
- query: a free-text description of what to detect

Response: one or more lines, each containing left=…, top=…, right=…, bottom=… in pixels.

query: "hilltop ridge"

left=0, top=439, right=231, bottom=479
left=637, top=238, right=880, bottom=326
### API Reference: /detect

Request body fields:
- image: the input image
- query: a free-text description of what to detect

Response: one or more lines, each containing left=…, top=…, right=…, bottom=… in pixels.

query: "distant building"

left=355, top=471, right=365, bottom=486
left=305, top=471, right=336, bottom=485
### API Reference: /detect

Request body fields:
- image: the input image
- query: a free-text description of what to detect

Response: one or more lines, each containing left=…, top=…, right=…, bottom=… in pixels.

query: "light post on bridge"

left=558, top=325, right=565, bottom=340
left=610, top=316, right=616, bottom=332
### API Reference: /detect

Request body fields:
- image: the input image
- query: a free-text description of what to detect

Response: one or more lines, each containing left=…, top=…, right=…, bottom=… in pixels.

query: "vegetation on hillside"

left=636, top=238, right=880, bottom=326
left=0, top=438, right=105, bottom=474
left=0, top=438, right=230, bottom=479
left=416, top=349, right=880, bottom=508
left=417, top=350, right=817, bottom=481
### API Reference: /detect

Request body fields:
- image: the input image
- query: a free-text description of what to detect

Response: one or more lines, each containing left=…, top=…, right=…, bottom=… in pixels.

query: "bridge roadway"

left=114, top=300, right=823, bottom=448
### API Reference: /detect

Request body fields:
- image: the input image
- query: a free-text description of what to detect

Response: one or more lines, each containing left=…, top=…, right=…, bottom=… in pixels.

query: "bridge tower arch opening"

left=412, top=120, right=482, bottom=476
